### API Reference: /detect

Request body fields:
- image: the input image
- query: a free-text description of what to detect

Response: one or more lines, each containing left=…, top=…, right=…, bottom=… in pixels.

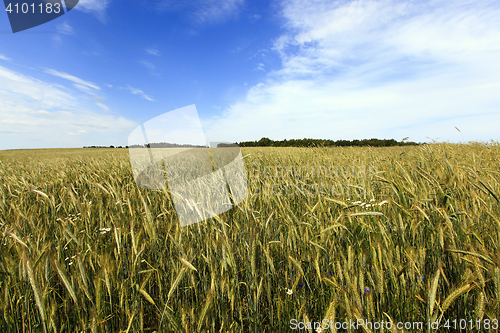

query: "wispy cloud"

left=0, top=54, right=11, bottom=61
left=73, top=84, right=96, bottom=95
left=204, top=0, right=500, bottom=143
left=45, top=69, right=101, bottom=91
left=146, top=48, right=161, bottom=56
left=96, top=102, right=110, bottom=111
left=0, top=66, right=75, bottom=107
left=140, top=60, right=156, bottom=71
left=58, top=21, right=75, bottom=35
left=193, top=0, right=244, bottom=25
left=126, top=85, right=155, bottom=101
left=0, top=119, right=36, bottom=126
left=0, top=65, right=137, bottom=149
left=69, top=130, right=90, bottom=136
left=139, top=60, right=162, bottom=76
left=155, top=0, right=244, bottom=25
left=249, top=14, right=261, bottom=23
left=75, top=0, right=111, bottom=21
left=27, top=110, right=55, bottom=116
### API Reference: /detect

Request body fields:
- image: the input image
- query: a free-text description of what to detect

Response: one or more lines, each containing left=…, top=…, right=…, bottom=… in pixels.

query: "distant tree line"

left=84, top=138, right=420, bottom=149
left=84, top=143, right=209, bottom=149
left=84, top=145, right=127, bottom=148
left=236, top=137, right=421, bottom=147
left=128, top=142, right=208, bottom=148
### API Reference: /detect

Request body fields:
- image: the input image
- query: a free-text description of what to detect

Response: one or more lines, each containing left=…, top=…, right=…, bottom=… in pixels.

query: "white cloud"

left=146, top=48, right=161, bottom=56
left=69, top=130, right=90, bottom=135
left=249, top=14, right=261, bottom=23
left=45, top=69, right=100, bottom=91
left=126, top=85, right=155, bottom=101
left=58, top=21, right=75, bottom=35
left=73, top=84, right=96, bottom=94
left=52, top=35, right=62, bottom=45
left=74, top=0, right=110, bottom=21
left=0, top=66, right=75, bottom=108
left=204, top=0, right=500, bottom=143
left=193, top=0, right=244, bottom=25
left=155, top=0, right=244, bottom=25
left=0, top=65, right=137, bottom=149
left=96, top=102, right=110, bottom=111
left=0, top=54, right=11, bottom=61
left=27, top=110, right=54, bottom=116
left=0, top=119, right=36, bottom=126
left=140, top=60, right=156, bottom=70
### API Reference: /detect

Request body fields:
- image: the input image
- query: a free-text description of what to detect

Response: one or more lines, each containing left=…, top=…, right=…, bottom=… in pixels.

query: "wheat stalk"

left=25, top=256, right=47, bottom=333
left=428, top=268, right=440, bottom=321
left=474, top=291, right=484, bottom=320
left=441, top=284, right=470, bottom=312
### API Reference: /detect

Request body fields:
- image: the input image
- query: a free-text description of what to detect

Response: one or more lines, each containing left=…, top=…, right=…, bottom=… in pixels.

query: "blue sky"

left=1, top=0, right=500, bottom=149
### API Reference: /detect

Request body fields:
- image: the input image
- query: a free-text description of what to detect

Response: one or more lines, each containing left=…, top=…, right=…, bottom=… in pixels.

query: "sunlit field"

left=1, top=143, right=500, bottom=332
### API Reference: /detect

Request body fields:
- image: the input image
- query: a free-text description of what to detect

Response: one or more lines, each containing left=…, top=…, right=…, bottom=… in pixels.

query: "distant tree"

left=258, top=137, right=272, bottom=146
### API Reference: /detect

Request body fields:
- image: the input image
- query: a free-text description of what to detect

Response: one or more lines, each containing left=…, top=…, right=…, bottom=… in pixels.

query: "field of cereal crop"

left=1, top=143, right=500, bottom=332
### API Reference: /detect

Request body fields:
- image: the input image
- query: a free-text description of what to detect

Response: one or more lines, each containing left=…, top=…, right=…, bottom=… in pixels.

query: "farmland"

left=1, top=143, right=500, bottom=332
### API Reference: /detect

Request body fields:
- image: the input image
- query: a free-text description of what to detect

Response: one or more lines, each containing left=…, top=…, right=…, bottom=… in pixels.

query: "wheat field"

left=1, top=143, right=500, bottom=332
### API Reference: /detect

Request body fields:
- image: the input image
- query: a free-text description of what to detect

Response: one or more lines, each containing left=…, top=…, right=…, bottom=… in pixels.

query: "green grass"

left=1, top=143, right=500, bottom=332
